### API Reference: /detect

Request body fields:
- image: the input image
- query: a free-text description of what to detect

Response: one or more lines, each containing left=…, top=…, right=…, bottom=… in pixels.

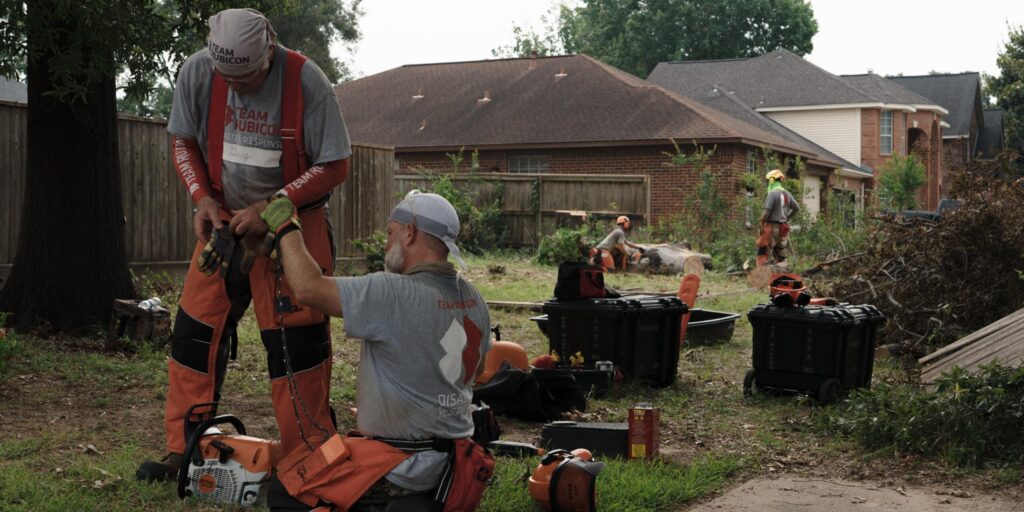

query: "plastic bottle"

left=138, top=297, right=162, bottom=310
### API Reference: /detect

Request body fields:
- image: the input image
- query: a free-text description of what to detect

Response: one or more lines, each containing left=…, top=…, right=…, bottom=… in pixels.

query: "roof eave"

left=756, top=102, right=885, bottom=112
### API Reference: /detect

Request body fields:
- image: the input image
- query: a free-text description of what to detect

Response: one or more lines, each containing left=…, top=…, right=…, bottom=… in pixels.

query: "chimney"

left=529, top=50, right=538, bottom=69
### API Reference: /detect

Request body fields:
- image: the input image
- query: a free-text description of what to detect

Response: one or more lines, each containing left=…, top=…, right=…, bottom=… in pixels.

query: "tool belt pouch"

left=471, top=404, right=501, bottom=446
left=436, top=438, right=495, bottom=512
left=277, top=434, right=350, bottom=498
left=554, top=262, right=608, bottom=300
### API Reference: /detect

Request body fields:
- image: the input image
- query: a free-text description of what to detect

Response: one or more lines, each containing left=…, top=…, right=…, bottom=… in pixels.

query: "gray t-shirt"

left=168, top=46, right=352, bottom=210
left=763, top=188, right=800, bottom=223
left=336, top=271, right=491, bottom=491
left=597, top=227, right=627, bottom=250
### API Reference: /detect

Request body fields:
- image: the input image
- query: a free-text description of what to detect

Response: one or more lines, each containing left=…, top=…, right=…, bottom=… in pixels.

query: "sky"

left=334, top=0, right=1024, bottom=80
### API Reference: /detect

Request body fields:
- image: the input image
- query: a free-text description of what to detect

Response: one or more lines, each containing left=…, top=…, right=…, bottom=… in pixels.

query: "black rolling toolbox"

left=541, top=295, right=686, bottom=387
left=745, top=304, right=886, bottom=403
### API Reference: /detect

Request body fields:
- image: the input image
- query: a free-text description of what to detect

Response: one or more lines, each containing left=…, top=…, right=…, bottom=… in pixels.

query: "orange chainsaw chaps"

left=250, top=207, right=334, bottom=329
left=677, top=274, right=700, bottom=347
left=271, top=359, right=336, bottom=456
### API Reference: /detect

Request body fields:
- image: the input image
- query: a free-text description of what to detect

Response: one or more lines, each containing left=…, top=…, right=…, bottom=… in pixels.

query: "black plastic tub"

left=684, top=309, right=740, bottom=345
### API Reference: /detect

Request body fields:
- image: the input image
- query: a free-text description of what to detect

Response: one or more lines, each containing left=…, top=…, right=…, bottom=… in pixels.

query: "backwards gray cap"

left=207, top=8, right=275, bottom=76
left=389, top=190, right=467, bottom=270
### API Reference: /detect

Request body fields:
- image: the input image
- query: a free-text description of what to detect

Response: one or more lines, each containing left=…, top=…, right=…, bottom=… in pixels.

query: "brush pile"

left=817, top=154, right=1024, bottom=353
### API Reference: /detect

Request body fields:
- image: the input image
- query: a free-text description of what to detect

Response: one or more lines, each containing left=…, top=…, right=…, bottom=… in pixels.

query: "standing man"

left=594, top=215, right=644, bottom=270
left=260, top=191, right=492, bottom=511
left=756, top=169, right=800, bottom=267
left=137, top=8, right=350, bottom=481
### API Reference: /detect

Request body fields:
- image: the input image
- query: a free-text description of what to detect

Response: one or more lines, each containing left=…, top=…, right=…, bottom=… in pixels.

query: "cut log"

left=631, top=243, right=713, bottom=275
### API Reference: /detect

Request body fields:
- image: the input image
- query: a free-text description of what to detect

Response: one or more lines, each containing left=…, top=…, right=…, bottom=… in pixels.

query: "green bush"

left=352, top=230, right=387, bottom=272
left=414, top=148, right=507, bottom=254
left=877, top=154, right=927, bottom=211
left=826, top=364, right=1024, bottom=467
left=536, top=224, right=598, bottom=265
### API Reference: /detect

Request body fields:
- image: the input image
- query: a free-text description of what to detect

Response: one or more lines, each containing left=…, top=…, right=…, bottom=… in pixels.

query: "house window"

left=509, top=155, right=549, bottom=173
left=746, top=151, right=757, bottom=173
left=880, top=110, right=893, bottom=155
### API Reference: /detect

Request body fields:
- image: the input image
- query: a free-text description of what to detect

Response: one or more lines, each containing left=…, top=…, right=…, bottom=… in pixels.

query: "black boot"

left=136, top=453, right=184, bottom=482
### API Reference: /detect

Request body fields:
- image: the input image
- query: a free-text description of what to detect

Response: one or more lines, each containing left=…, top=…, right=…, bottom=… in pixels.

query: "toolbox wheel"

left=817, top=378, right=842, bottom=405
left=743, top=369, right=757, bottom=397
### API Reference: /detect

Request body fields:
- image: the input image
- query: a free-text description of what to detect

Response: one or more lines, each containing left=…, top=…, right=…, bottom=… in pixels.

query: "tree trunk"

left=0, top=10, right=134, bottom=334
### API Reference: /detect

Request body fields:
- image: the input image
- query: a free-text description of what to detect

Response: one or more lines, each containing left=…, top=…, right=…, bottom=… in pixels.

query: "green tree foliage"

left=876, top=154, right=927, bottom=212
left=988, top=24, right=1024, bottom=160
left=499, top=0, right=818, bottom=77
left=492, top=5, right=570, bottom=58
left=270, top=0, right=362, bottom=84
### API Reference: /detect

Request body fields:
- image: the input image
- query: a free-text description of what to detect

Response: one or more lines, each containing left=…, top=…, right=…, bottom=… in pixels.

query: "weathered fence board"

left=0, top=102, right=395, bottom=270
left=395, top=172, right=649, bottom=246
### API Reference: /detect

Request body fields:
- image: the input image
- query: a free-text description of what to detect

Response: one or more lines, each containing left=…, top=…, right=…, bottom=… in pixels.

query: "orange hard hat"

left=616, top=215, right=630, bottom=227
left=474, top=341, right=529, bottom=385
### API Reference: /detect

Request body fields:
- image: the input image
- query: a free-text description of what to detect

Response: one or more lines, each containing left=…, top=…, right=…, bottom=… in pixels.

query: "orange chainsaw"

left=176, top=403, right=280, bottom=507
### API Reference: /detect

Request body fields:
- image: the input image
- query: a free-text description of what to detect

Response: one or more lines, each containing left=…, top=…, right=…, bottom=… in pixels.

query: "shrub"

left=0, top=312, right=17, bottom=379
left=536, top=224, right=602, bottom=265
left=352, top=230, right=387, bottom=272
left=413, top=147, right=507, bottom=254
left=877, top=154, right=927, bottom=211
left=826, top=363, right=1024, bottom=467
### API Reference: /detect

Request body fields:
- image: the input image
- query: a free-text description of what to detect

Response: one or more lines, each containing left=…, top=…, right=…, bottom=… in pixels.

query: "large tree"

left=495, top=0, right=818, bottom=78
left=0, top=1, right=359, bottom=334
left=988, top=24, right=1024, bottom=162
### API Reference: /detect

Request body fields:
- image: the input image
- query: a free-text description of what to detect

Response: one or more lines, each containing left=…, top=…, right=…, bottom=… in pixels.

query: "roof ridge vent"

left=555, top=66, right=567, bottom=78
left=478, top=89, right=491, bottom=103
left=412, top=87, right=424, bottom=99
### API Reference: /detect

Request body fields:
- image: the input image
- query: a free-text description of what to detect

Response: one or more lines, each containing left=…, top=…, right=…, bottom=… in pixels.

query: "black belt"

left=375, top=437, right=455, bottom=453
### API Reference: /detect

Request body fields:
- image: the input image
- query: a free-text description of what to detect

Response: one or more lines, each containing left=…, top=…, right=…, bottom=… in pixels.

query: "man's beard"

left=384, top=243, right=406, bottom=273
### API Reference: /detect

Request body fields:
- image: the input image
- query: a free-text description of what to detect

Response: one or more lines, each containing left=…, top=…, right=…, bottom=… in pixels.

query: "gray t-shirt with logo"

left=597, top=227, right=627, bottom=250
left=336, top=271, right=491, bottom=491
left=763, top=188, right=800, bottom=223
left=168, top=46, right=351, bottom=210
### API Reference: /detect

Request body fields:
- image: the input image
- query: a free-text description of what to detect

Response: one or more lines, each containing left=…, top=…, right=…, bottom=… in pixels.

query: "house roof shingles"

left=648, top=48, right=876, bottom=109
left=334, top=54, right=842, bottom=168
left=840, top=74, right=942, bottom=110
left=888, top=73, right=982, bottom=136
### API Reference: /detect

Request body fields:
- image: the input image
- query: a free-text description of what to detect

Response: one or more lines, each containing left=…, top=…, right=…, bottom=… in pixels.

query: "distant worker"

left=756, top=169, right=800, bottom=267
left=594, top=216, right=645, bottom=270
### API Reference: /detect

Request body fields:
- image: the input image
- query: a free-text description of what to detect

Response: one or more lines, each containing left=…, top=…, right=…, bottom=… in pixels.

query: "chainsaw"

left=176, top=402, right=280, bottom=507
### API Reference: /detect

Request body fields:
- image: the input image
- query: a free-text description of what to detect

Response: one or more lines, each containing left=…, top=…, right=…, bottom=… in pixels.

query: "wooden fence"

left=395, top=173, right=650, bottom=246
left=0, top=102, right=395, bottom=271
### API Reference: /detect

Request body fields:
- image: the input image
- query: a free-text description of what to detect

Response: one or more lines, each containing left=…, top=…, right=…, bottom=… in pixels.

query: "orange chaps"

left=164, top=207, right=337, bottom=455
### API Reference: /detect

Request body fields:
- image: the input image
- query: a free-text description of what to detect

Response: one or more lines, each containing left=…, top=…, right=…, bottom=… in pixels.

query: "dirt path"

left=686, top=475, right=1021, bottom=512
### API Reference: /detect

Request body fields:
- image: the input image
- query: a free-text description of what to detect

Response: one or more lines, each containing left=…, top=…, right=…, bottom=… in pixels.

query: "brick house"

left=888, top=73, right=1004, bottom=197
left=334, top=54, right=869, bottom=227
left=649, top=48, right=951, bottom=210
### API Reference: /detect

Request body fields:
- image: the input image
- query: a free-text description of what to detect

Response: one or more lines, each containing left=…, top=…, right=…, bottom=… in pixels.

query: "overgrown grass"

left=825, top=363, right=1024, bottom=468
left=481, top=455, right=739, bottom=512
left=3, top=252, right=1020, bottom=510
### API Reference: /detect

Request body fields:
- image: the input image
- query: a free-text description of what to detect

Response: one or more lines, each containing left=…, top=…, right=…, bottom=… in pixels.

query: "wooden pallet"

left=919, top=307, right=1024, bottom=384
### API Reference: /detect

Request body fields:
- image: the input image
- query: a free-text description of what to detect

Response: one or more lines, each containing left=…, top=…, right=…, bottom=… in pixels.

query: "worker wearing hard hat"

left=594, top=216, right=645, bottom=270
left=756, top=169, right=800, bottom=267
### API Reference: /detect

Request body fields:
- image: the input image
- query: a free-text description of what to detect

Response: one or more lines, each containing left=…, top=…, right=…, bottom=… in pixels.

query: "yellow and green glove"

left=258, top=196, right=302, bottom=256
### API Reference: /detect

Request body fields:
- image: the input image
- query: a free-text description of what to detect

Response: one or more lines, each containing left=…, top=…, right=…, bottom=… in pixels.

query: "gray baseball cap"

left=207, top=8, right=275, bottom=76
left=389, top=190, right=467, bottom=270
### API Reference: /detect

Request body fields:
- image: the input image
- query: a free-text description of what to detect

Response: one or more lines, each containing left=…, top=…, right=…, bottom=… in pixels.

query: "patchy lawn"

left=1, top=253, right=1021, bottom=511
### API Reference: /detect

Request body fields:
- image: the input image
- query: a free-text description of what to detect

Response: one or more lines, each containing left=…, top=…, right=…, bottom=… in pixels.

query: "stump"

left=105, top=299, right=171, bottom=350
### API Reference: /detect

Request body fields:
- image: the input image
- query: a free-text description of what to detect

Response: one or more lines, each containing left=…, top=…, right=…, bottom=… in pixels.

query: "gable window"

left=880, top=110, right=893, bottom=155
left=509, top=155, right=549, bottom=173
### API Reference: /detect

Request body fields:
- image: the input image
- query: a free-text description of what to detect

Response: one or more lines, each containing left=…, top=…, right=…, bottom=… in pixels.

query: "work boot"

left=136, top=453, right=184, bottom=482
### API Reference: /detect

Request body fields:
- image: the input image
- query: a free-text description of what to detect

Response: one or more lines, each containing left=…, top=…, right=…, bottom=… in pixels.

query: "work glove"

left=197, top=226, right=237, bottom=277
left=258, top=196, right=303, bottom=257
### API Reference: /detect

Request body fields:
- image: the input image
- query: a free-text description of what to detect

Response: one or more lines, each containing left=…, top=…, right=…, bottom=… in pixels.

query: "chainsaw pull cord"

left=275, top=259, right=332, bottom=452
